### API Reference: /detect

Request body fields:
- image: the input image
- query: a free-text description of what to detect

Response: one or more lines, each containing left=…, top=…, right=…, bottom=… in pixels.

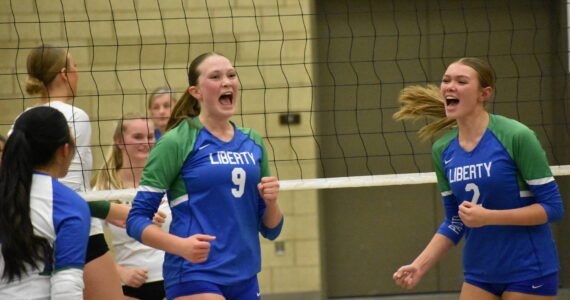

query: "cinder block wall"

left=0, top=0, right=323, bottom=297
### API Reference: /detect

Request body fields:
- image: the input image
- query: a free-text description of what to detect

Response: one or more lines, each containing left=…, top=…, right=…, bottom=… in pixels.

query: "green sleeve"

left=511, top=126, right=552, bottom=180
left=260, top=138, right=270, bottom=177
left=140, top=120, right=198, bottom=191
left=432, top=129, right=456, bottom=193
left=87, top=200, right=110, bottom=219
left=488, top=114, right=553, bottom=182
left=243, top=127, right=270, bottom=177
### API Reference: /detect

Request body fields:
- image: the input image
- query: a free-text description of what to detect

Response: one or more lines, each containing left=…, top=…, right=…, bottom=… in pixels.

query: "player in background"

left=92, top=115, right=171, bottom=300
left=24, top=44, right=130, bottom=300
left=392, top=57, right=563, bottom=300
left=148, top=87, right=176, bottom=141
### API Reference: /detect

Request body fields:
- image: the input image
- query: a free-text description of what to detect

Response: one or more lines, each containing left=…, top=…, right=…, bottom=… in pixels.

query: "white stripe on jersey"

left=139, top=185, right=167, bottom=193
left=441, top=190, right=453, bottom=197
left=171, top=194, right=189, bottom=207
left=520, top=191, right=534, bottom=198
left=526, top=177, right=554, bottom=186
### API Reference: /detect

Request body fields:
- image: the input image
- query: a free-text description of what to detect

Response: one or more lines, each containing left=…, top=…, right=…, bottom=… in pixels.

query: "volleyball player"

left=126, top=52, right=284, bottom=300
left=0, top=106, right=91, bottom=299
left=148, top=87, right=176, bottom=141
left=24, top=45, right=128, bottom=299
left=92, top=115, right=171, bottom=300
left=392, top=57, right=563, bottom=300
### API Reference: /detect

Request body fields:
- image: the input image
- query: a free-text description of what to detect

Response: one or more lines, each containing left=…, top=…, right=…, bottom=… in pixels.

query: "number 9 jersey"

left=432, top=114, right=563, bottom=284
left=127, top=117, right=283, bottom=288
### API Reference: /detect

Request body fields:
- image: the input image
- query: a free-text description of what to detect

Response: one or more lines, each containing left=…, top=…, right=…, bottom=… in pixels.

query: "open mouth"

left=445, top=96, right=459, bottom=106
left=219, top=92, right=233, bottom=105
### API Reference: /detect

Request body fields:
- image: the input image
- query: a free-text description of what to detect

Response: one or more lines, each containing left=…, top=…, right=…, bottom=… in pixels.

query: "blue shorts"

left=166, top=276, right=260, bottom=300
left=465, top=272, right=558, bottom=296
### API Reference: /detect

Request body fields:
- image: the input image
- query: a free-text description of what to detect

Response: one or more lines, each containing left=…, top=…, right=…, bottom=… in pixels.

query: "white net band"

left=79, top=165, right=570, bottom=201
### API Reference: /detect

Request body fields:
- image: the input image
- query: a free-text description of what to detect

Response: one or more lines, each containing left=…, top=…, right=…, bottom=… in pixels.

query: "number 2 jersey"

left=433, top=113, right=563, bottom=283
left=127, top=117, right=283, bottom=287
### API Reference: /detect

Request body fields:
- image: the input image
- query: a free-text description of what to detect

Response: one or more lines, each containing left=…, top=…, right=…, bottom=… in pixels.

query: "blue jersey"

left=433, top=114, right=564, bottom=283
left=127, top=117, right=283, bottom=287
left=154, top=128, right=162, bottom=141
left=0, top=172, right=91, bottom=299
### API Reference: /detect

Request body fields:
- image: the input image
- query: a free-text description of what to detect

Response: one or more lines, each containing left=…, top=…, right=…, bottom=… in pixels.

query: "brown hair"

left=454, top=57, right=495, bottom=90
left=165, top=52, right=225, bottom=131
left=91, top=114, right=151, bottom=190
left=25, top=45, right=70, bottom=95
left=147, top=87, right=176, bottom=110
left=393, top=57, right=495, bottom=140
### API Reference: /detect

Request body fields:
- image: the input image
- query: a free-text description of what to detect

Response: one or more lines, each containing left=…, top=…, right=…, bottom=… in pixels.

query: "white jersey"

left=42, top=101, right=92, bottom=193
left=10, top=101, right=93, bottom=192
left=89, top=217, right=104, bottom=236
left=0, top=173, right=91, bottom=299
left=105, top=198, right=171, bottom=283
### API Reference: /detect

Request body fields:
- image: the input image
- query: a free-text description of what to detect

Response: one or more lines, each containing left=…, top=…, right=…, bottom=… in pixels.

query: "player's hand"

left=180, top=234, right=216, bottom=263
left=258, top=176, right=279, bottom=206
left=153, top=210, right=167, bottom=227
left=118, top=267, right=148, bottom=288
left=458, top=201, right=488, bottom=228
left=393, top=264, right=422, bottom=289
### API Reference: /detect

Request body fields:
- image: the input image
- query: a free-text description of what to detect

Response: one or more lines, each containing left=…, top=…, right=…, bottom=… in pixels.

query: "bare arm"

left=140, top=225, right=216, bottom=264
left=107, top=203, right=130, bottom=221
left=393, top=233, right=455, bottom=289
left=258, top=176, right=283, bottom=228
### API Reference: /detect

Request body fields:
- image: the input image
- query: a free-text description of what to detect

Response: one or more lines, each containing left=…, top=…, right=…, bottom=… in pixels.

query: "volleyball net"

left=1, top=0, right=570, bottom=200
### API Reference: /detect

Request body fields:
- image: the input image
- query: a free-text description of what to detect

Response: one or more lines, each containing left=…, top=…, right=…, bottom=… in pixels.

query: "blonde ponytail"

left=393, top=84, right=456, bottom=141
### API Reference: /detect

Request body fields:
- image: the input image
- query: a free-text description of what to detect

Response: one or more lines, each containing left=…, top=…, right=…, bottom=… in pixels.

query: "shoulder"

left=159, top=118, right=201, bottom=145
left=236, top=124, right=263, bottom=143
left=489, top=114, right=532, bottom=134
left=52, top=179, right=89, bottom=209
left=150, top=118, right=203, bottom=161
left=32, top=173, right=89, bottom=218
left=46, top=101, right=90, bottom=121
left=489, top=114, right=540, bottom=152
left=432, top=127, right=457, bottom=154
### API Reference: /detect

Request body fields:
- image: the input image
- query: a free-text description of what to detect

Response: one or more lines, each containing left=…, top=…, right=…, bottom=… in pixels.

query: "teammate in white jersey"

left=392, top=57, right=563, bottom=300
left=24, top=45, right=128, bottom=300
left=0, top=106, right=91, bottom=299
left=92, top=115, right=171, bottom=300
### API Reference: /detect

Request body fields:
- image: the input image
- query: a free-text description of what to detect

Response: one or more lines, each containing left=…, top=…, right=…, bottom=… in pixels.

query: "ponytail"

left=393, top=84, right=456, bottom=141
left=0, top=106, right=70, bottom=281
left=91, top=143, right=124, bottom=190
left=165, top=90, right=200, bottom=131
